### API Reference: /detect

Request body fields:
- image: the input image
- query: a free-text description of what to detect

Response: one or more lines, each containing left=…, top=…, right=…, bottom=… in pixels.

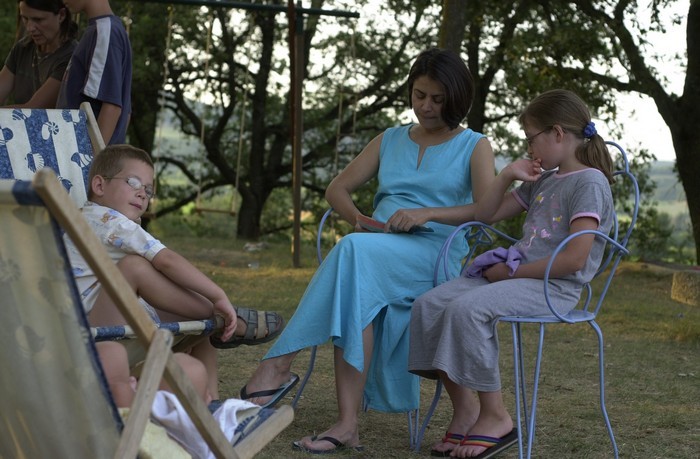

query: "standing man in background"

left=58, top=0, right=131, bottom=145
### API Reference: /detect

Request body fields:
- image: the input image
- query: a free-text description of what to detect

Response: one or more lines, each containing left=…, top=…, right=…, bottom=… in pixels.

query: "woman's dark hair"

left=407, top=48, right=475, bottom=130
left=16, top=0, right=78, bottom=42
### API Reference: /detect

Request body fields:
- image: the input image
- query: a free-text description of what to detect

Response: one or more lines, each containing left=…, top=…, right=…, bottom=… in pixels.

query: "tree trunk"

left=439, top=0, right=468, bottom=51
left=236, top=192, right=264, bottom=239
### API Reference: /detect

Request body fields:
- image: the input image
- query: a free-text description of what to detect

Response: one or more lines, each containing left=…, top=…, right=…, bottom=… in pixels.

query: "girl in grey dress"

left=408, top=89, right=615, bottom=458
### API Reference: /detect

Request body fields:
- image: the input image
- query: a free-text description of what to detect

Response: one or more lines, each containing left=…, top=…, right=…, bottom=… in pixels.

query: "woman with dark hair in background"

left=0, top=0, right=77, bottom=107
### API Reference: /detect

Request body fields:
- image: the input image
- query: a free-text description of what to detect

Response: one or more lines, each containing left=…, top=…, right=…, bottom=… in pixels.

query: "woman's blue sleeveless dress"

left=264, top=124, right=485, bottom=412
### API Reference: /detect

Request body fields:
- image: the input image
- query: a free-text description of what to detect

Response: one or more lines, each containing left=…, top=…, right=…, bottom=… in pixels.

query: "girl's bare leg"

left=430, top=371, right=480, bottom=454
left=451, top=391, right=513, bottom=458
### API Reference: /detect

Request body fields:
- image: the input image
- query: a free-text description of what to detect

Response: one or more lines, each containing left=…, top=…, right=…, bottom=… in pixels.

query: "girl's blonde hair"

left=519, top=89, right=614, bottom=183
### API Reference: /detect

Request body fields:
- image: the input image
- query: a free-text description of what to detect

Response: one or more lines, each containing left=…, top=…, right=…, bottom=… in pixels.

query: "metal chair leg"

left=292, top=345, right=317, bottom=408
left=523, top=324, right=546, bottom=459
left=511, top=322, right=525, bottom=459
left=590, top=321, right=619, bottom=458
left=411, top=380, right=443, bottom=451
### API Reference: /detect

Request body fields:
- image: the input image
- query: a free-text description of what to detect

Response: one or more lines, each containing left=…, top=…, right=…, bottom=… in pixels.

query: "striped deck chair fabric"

left=0, top=103, right=104, bottom=207
left=0, top=171, right=293, bottom=459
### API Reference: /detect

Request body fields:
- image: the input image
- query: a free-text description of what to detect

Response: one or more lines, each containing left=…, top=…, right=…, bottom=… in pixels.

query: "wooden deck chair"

left=0, top=171, right=293, bottom=459
left=0, top=105, right=222, bottom=341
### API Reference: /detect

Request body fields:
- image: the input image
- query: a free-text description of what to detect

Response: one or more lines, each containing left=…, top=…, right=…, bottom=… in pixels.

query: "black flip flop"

left=240, top=373, right=300, bottom=408
left=292, top=435, right=365, bottom=455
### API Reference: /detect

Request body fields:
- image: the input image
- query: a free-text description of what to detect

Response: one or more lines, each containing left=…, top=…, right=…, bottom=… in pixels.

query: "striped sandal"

left=430, top=431, right=465, bottom=457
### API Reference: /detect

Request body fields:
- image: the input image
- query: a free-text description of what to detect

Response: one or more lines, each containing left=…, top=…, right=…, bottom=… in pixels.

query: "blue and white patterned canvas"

left=0, top=108, right=94, bottom=206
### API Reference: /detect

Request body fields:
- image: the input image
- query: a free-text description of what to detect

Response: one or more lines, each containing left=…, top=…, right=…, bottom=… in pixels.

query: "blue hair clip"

left=583, top=121, right=597, bottom=139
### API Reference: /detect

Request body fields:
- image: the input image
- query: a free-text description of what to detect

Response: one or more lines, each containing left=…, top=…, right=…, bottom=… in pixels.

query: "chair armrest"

left=317, top=208, right=335, bottom=265
left=434, top=221, right=518, bottom=286
left=542, top=229, right=629, bottom=322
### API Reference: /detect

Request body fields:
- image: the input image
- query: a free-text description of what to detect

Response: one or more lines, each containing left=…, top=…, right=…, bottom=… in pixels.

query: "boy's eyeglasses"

left=525, top=127, right=551, bottom=146
left=103, top=176, right=155, bottom=199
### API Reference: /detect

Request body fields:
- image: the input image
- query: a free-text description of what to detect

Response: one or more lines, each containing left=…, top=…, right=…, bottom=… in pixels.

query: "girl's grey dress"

left=408, top=168, right=613, bottom=392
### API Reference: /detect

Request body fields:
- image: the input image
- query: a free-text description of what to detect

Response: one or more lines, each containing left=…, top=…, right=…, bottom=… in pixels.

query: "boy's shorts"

left=81, top=280, right=210, bottom=367
left=125, top=334, right=209, bottom=368
left=80, top=280, right=161, bottom=323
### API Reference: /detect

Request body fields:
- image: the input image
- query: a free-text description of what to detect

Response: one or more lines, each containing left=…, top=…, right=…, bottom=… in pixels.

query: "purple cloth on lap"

left=465, top=246, right=523, bottom=278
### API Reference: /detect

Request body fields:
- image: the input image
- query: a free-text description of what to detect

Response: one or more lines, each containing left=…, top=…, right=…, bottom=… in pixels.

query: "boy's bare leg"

left=188, top=341, right=219, bottom=400
left=161, top=353, right=212, bottom=404
left=96, top=342, right=136, bottom=408
left=89, top=255, right=214, bottom=327
left=89, top=255, right=254, bottom=341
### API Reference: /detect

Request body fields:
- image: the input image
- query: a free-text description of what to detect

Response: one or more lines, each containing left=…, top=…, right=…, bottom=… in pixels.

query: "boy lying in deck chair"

left=64, top=144, right=284, bottom=409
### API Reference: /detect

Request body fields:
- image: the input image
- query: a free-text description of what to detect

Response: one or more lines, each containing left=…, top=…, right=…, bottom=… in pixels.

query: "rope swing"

left=192, top=10, right=240, bottom=217
left=149, top=4, right=175, bottom=214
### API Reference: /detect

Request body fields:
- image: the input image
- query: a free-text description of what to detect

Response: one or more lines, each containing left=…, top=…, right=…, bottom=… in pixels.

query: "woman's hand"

left=354, top=213, right=370, bottom=232
left=386, top=208, right=431, bottom=233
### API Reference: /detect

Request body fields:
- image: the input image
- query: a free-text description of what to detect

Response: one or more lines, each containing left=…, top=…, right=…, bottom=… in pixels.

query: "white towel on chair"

left=150, top=391, right=259, bottom=459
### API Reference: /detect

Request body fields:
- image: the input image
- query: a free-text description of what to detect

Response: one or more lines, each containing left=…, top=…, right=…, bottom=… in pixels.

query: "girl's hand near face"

left=506, top=158, right=542, bottom=182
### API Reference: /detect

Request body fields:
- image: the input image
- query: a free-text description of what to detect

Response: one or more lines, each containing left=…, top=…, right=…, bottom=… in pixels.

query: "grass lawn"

left=162, top=234, right=700, bottom=458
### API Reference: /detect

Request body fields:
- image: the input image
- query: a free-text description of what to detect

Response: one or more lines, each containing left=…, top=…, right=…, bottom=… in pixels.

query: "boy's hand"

left=213, top=298, right=237, bottom=342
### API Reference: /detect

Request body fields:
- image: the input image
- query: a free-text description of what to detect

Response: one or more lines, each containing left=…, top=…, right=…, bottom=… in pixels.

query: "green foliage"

left=1, top=0, right=687, bottom=259
left=0, top=3, right=17, bottom=58
left=611, top=146, right=695, bottom=264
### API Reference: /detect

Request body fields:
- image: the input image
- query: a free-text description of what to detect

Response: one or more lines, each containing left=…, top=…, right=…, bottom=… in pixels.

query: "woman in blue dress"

left=240, top=47, right=496, bottom=453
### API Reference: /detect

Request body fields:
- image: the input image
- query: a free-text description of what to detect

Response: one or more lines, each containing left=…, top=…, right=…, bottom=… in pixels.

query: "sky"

left=611, top=1, right=687, bottom=162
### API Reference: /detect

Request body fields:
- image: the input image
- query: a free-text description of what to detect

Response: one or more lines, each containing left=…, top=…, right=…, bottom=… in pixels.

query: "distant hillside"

left=650, top=161, right=685, bottom=202
left=649, top=161, right=689, bottom=230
